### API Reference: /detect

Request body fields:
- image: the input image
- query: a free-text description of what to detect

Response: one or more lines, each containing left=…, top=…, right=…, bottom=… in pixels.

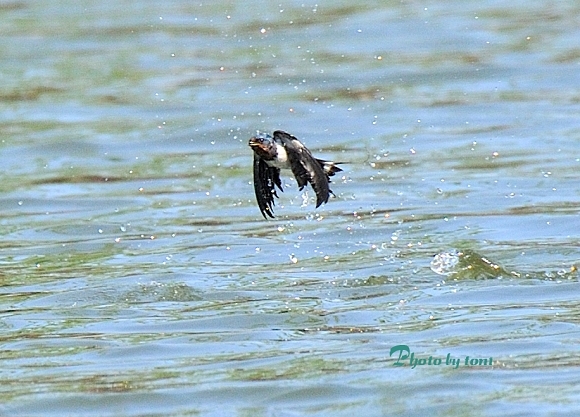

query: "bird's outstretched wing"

left=253, top=153, right=283, bottom=218
left=273, top=130, right=330, bottom=208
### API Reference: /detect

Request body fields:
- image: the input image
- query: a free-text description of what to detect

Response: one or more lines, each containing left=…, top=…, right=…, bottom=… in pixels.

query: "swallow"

left=248, top=130, right=343, bottom=218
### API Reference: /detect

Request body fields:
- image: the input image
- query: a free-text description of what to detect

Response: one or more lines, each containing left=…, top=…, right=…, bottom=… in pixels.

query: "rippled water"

left=2, top=1, right=580, bottom=416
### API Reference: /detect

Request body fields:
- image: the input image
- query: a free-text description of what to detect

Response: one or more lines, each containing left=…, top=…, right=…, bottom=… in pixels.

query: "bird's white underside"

left=264, top=139, right=322, bottom=185
left=264, top=142, right=290, bottom=169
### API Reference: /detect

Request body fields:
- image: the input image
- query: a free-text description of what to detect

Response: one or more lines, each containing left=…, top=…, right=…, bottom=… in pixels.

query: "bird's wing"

left=253, top=153, right=282, bottom=218
left=273, top=130, right=330, bottom=208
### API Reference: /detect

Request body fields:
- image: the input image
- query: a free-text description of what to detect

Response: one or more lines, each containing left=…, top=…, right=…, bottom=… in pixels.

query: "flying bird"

left=248, top=130, right=343, bottom=218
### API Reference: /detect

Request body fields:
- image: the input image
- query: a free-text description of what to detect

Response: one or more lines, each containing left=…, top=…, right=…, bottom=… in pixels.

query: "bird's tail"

left=316, top=159, right=343, bottom=177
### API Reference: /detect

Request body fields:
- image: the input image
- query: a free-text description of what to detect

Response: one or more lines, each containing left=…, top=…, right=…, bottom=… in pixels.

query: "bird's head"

left=248, top=133, right=275, bottom=160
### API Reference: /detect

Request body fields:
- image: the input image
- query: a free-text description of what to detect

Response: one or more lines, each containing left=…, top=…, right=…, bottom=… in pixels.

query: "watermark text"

left=390, top=344, right=492, bottom=369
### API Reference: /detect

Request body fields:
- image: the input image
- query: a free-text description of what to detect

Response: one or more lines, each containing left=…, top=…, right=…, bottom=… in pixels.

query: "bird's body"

left=260, top=139, right=290, bottom=169
left=248, top=130, right=343, bottom=218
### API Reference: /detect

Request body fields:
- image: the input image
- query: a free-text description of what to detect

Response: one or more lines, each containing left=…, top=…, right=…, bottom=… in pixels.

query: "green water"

left=1, top=1, right=580, bottom=416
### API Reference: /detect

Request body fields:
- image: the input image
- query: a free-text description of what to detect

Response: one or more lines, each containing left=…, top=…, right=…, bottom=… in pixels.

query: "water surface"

left=1, top=1, right=580, bottom=416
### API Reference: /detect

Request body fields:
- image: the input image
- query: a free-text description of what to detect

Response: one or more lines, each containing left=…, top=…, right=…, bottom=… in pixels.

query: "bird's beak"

left=248, top=137, right=264, bottom=148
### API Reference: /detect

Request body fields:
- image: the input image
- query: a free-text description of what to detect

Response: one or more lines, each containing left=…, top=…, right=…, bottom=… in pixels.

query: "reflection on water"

left=2, top=0, right=580, bottom=415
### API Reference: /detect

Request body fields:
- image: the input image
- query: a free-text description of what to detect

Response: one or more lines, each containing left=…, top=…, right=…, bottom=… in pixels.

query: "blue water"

left=1, top=1, right=580, bottom=416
